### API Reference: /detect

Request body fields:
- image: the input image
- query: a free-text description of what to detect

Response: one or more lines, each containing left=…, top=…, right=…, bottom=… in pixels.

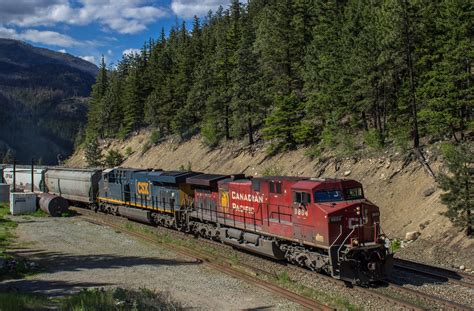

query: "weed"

left=61, top=211, right=77, bottom=218
left=261, top=165, right=283, bottom=177
left=390, top=238, right=401, bottom=253
left=150, top=130, right=162, bottom=145
left=141, top=142, right=151, bottom=155
left=125, top=146, right=134, bottom=157
left=276, top=271, right=291, bottom=285
left=31, top=209, right=48, bottom=217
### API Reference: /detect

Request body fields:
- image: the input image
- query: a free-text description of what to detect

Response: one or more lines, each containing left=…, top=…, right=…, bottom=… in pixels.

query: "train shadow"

left=0, top=279, right=111, bottom=297
left=5, top=248, right=201, bottom=274
left=1, top=247, right=201, bottom=296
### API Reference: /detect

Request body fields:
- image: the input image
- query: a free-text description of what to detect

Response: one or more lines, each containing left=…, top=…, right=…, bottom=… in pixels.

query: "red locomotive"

left=187, top=174, right=393, bottom=284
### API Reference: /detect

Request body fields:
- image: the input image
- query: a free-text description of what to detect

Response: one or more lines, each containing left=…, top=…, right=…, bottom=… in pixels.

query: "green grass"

left=0, top=288, right=183, bottom=311
left=390, top=238, right=401, bottom=253
left=60, top=287, right=182, bottom=311
left=30, top=209, right=48, bottom=218
left=0, top=203, right=17, bottom=256
left=273, top=271, right=361, bottom=310
left=0, top=292, right=51, bottom=311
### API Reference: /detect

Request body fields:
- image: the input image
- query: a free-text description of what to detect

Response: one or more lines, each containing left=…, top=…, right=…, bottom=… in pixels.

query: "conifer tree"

left=120, top=67, right=141, bottom=138
left=263, top=93, right=306, bottom=154
left=84, top=138, right=102, bottom=167
left=231, top=13, right=260, bottom=144
left=438, top=143, right=473, bottom=236
left=85, top=55, right=108, bottom=140
left=418, top=0, right=473, bottom=140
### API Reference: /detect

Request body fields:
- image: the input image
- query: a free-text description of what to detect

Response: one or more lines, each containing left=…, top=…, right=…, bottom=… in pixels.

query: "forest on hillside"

left=84, top=0, right=472, bottom=156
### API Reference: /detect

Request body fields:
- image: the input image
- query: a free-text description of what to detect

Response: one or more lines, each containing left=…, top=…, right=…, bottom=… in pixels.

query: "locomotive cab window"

left=269, top=181, right=282, bottom=194
left=344, top=187, right=364, bottom=200
left=293, top=191, right=311, bottom=204
left=314, top=190, right=343, bottom=203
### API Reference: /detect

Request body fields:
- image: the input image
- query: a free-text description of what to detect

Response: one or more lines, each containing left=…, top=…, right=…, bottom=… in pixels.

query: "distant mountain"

left=0, top=39, right=98, bottom=164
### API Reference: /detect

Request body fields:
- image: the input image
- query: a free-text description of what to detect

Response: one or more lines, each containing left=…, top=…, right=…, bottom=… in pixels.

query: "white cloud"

left=80, top=55, right=96, bottom=64
left=0, top=0, right=168, bottom=35
left=122, top=48, right=140, bottom=57
left=107, top=49, right=113, bottom=56
left=0, top=26, right=81, bottom=47
left=171, top=0, right=230, bottom=18
left=58, top=49, right=66, bottom=53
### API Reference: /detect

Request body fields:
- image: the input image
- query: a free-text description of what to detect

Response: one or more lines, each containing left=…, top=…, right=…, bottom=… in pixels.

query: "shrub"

left=261, top=165, right=283, bottom=177
left=141, top=142, right=151, bottom=155
left=124, top=147, right=133, bottom=157
left=104, top=149, right=124, bottom=167
left=363, top=129, right=383, bottom=150
left=150, top=130, right=161, bottom=145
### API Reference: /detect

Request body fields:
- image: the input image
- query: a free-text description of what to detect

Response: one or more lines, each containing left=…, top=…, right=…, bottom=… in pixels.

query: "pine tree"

left=84, top=138, right=102, bottom=167
left=120, top=67, right=141, bottom=138
left=231, top=13, right=260, bottom=145
left=101, top=72, right=123, bottom=137
left=263, top=93, right=306, bottom=154
left=303, top=0, right=346, bottom=141
left=104, top=149, right=124, bottom=167
left=254, top=1, right=293, bottom=95
left=418, top=0, right=473, bottom=141
left=85, top=55, right=108, bottom=140
left=438, top=143, right=473, bottom=236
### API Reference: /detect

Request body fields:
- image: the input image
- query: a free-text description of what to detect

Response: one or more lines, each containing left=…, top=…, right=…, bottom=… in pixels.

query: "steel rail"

left=73, top=208, right=471, bottom=310
left=383, top=282, right=472, bottom=311
left=78, top=215, right=333, bottom=311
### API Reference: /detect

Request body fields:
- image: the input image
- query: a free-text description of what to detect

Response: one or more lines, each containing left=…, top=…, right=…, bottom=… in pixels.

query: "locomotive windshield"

left=314, top=187, right=364, bottom=202
left=314, top=190, right=343, bottom=202
left=344, top=187, right=364, bottom=200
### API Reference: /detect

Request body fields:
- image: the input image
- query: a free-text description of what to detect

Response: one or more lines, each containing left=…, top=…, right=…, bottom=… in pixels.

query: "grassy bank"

left=0, top=203, right=17, bottom=258
left=0, top=287, right=182, bottom=311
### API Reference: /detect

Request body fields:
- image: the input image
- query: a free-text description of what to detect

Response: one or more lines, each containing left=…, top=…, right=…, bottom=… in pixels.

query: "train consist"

left=1, top=164, right=393, bottom=284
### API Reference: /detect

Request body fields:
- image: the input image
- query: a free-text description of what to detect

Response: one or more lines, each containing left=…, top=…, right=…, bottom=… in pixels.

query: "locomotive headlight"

left=356, top=206, right=361, bottom=215
left=351, top=238, right=359, bottom=246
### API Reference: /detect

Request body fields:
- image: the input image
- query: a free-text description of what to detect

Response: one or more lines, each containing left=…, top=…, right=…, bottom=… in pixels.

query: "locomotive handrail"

left=337, top=225, right=357, bottom=260
left=330, top=225, right=343, bottom=249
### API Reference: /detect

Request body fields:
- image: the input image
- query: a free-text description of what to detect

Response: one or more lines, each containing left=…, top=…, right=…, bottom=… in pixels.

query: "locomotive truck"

left=1, top=165, right=393, bottom=284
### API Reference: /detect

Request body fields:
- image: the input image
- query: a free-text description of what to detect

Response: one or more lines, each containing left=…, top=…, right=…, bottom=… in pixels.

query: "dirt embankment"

left=66, top=131, right=473, bottom=269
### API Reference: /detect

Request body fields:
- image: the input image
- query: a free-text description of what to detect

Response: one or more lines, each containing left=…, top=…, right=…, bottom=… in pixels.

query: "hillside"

left=0, top=39, right=98, bottom=164
left=67, top=131, right=474, bottom=270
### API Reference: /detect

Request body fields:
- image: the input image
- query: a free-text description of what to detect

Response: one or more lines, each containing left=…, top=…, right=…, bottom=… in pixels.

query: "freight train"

left=1, top=164, right=393, bottom=284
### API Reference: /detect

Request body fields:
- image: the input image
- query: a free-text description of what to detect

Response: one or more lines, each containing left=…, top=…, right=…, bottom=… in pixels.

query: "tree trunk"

left=225, top=103, right=230, bottom=140
left=247, top=105, right=254, bottom=145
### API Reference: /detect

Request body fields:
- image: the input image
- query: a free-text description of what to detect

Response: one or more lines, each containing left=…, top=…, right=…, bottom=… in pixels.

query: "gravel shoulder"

left=1, top=216, right=300, bottom=310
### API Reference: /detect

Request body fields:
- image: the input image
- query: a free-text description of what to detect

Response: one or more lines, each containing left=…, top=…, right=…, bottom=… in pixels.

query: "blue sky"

left=0, top=0, right=231, bottom=66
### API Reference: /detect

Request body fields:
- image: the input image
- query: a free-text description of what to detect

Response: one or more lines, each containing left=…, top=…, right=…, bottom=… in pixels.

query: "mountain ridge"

left=0, top=39, right=98, bottom=164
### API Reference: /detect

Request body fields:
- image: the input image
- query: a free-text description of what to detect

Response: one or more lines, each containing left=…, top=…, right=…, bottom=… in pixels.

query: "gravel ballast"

left=2, top=216, right=300, bottom=310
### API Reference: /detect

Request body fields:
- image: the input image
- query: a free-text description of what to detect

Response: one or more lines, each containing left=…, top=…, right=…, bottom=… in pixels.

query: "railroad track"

left=394, top=258, right=474, bottom=289
left=74, top=208, right=472, bottom=310
left=77, top=214, right=332, bottom=311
